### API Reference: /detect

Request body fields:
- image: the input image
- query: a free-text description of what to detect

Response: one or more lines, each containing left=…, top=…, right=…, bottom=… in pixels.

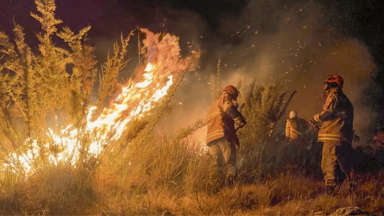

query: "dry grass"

left=1, top=0, right=384, bottom=215
left=2, top=143, right=384, bottom=215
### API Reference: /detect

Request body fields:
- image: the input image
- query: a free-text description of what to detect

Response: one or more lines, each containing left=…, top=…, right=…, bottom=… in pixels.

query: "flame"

left=4, top=29, right=196, bottom=176
left=6, top=62, right=174, bottom=174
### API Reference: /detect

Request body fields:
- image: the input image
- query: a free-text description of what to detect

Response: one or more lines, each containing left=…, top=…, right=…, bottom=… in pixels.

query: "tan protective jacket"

left=313, top=88, right=354, bottom=143
left=285, top=117, right=308, bottom=139
left=206, top=95, right=246, bottom=145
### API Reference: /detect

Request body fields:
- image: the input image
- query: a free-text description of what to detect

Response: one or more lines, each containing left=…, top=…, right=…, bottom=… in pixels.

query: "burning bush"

left=1, top=0, right=384, bottom=215
left=0, top=0, right=199, bottom=213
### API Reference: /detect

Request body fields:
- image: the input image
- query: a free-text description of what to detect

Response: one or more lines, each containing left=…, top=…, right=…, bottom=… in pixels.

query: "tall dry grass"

left=1, top=0, right=384, bottom=215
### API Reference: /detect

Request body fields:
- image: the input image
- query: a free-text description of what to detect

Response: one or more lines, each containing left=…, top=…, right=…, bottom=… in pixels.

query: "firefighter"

left=373, top=127, right=384, bottom=148
left=309, top=75, right=357, bottom=195
left=285, top=110, right=309, bottom=167
left=285, top=110, right=309, bottom=142
left=206, top=85, right=246, bottom=188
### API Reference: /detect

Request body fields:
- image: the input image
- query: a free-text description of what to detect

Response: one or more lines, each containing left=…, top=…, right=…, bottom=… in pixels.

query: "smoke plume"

left=156, top=0, right=376, bottom=143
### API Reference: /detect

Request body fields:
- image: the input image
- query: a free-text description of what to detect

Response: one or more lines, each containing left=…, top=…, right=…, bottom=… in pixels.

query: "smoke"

left=154, top=0, right=377, bottom=143
left=0, top=0, right=378, bottom=141
left=8, top=0, right=372, bottom=141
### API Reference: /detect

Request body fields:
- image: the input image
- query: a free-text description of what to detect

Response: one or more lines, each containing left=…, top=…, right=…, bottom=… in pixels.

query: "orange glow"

left=5, top=29, right=194, bottom=175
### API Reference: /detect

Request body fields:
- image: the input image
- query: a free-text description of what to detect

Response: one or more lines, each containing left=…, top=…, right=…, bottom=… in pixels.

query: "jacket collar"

left=325, top=87, right=341, bottom=95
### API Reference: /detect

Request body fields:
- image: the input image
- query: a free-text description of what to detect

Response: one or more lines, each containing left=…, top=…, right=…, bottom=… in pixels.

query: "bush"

left=2, top=1, right=384, bottom=215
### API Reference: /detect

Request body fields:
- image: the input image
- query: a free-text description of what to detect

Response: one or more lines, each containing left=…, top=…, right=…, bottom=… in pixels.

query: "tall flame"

left=4, top=29, right=195, bottom=175
left=6, top=62, right=173, bottom=174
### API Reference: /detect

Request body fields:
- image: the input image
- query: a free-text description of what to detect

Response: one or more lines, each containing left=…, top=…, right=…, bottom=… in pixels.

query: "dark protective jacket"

left=374, top=132, right=384, bottom=145
left=206, top=95, right=246, bottom=145
left=286, top=117, right=309, bottom=140
left=313, top=87, right=354, bottom=143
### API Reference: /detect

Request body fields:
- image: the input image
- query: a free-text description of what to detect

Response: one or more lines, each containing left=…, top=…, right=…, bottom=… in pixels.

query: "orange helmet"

left=324, top=75, right=344, bottom=89
left=222, top=85, right=239, bottom=99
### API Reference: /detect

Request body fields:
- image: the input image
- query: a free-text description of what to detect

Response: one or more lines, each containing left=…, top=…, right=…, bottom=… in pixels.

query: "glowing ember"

left=5, top=29, right=195, bottom=175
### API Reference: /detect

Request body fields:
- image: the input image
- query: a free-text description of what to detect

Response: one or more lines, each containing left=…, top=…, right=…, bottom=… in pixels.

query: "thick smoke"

left=157, top=0, right=376, bottom=143
left=1, top=0, right=376, bottom=142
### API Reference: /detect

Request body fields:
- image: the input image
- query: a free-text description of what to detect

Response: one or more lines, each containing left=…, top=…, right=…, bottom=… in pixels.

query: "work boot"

left=349, top=182, right=358, bottom=196
left=326, top=185, right=336, bottom=195
left=348, top=172, right=359, bottom=195
left=209, top=179, right=224, bottom=194
left=226, top=176, right=234, bottom=188
left=208, top=172, right=224, bottom=194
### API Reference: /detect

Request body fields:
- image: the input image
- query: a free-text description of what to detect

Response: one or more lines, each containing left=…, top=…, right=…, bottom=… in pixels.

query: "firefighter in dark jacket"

left=310, top=75, right=357, bottom=194
left=206, top=85, right=246, bottom=188
left=373, top=127, right=384, bottom=148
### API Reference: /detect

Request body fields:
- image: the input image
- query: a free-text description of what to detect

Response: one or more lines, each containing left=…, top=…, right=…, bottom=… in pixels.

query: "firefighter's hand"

left=235, top=121, right=246, bottom=132
left=235, top=124, right=245, bottom=130
left=309, top=118, right=319, bottom=130
left=309, top=116, right=317, bottom=125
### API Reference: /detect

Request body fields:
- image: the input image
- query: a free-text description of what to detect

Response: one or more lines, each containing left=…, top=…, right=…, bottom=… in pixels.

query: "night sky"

left=1, top=0, right=384, bottom=138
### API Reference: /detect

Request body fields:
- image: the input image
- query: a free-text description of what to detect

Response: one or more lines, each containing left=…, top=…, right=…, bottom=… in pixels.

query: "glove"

left=235, top=125, right=243, bottom=132
left=234, top=116, right=246, bottom=130
left=309, top=117, right=320, bottom=130
left=309, top=118, right=316, bottom=126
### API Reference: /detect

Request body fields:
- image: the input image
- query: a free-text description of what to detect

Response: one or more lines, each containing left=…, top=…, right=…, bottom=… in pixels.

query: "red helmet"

left=324, top=75, right=344, bottom=89
left=222, top=85, right=239, bottom=99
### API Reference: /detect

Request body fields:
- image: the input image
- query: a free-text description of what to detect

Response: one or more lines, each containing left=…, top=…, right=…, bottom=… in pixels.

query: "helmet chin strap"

left=324, top=82, right=339, bottom=91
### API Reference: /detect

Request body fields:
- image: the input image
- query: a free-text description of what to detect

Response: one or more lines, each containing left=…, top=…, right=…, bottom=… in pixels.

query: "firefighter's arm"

left=223, top=99, right=247, bottom=128
left=311, top=93, right=337, bottom=123
left=285, top=120, right=291, bottom=137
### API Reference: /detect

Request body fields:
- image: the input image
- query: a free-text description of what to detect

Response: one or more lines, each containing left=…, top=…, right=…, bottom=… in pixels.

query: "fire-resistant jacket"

left=313, top=87, right=354, bottom=143
left=206, top=95, right=246, bottom=145
left=285, top=117, right=308, bottom=140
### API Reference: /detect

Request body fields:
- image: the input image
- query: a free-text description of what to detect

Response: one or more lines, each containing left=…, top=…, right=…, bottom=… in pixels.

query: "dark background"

left=1, top=0, right=384, bottom=140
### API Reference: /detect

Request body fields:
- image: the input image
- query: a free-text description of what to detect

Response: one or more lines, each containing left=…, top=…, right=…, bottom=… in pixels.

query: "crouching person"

left=206, top=85, right=246, bottom=190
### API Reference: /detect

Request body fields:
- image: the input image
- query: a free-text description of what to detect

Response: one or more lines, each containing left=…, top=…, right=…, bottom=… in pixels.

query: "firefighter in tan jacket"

left=285, top=110, right=308, bottom=142
left=310, top=75, right=356, bottom=194
left=206, top=85, right=246, bottom=188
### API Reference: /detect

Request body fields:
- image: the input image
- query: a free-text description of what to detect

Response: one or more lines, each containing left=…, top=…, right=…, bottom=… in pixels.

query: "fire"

left=6, top=62, right=173, bottom=174
left=4, top=29, right=195, bottom=175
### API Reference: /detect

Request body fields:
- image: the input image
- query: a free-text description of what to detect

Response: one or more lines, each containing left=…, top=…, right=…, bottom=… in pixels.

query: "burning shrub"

left=2, top=1, right=384, bottom=215
left=0, top=0, right=199, bottom=214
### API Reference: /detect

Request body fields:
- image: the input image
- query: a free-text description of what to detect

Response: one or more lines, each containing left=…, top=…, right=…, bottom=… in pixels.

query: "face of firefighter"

left=222, top=91, right=237, bottom=101
left=289, top=111, right=297, bottom=119
left=324, top=82, right=329, bottom=91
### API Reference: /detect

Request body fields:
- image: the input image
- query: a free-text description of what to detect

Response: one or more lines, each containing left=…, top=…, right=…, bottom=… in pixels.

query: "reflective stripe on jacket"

left=313, top=88, right=354, bottom=143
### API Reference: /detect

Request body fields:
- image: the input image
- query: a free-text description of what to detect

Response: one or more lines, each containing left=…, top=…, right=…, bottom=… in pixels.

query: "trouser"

left=208, top=138, right=237, bottom=180
left=321, top=141, right=356, bottom=186
left=285, top=138, right=307, bottom=166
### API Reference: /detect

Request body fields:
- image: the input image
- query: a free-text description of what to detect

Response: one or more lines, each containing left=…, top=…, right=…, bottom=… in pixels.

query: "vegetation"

left=1, top=0, right=384, bottom=215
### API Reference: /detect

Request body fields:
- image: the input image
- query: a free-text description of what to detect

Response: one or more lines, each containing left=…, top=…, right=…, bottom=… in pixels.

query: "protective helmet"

left=222, top=85, right=239, bottom=99
left=324, top=75, right=344, bottom=89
